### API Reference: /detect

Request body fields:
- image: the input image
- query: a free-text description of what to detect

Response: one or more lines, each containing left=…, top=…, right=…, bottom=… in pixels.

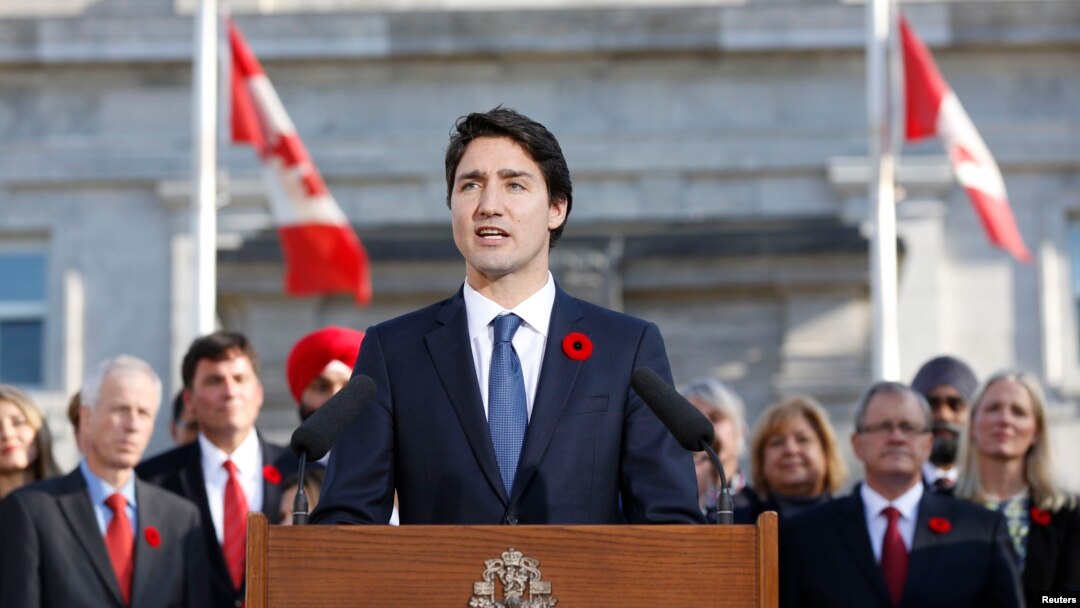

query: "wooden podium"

left=246, top=511, right=778, bottom=607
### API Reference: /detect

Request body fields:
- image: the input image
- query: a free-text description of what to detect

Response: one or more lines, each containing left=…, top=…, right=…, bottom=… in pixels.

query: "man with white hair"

left=0, top=355, right=209, bottom=608
left=678, top=377, right=751, bottom=520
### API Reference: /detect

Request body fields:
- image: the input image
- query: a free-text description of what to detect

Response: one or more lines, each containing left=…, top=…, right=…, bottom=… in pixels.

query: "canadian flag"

left=900, top=16, right=1031, bottom=263
left=229, top=20, right=372, bottom=303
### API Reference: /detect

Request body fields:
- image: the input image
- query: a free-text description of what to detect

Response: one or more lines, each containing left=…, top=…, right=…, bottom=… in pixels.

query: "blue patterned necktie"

left=488, top=313, right=527, bottom=497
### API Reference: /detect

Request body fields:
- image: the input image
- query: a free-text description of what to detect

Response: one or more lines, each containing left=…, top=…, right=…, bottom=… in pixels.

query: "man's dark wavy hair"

left=444, top=106, right=572, bottom=247
left=181, top=330, right=259, bottom=389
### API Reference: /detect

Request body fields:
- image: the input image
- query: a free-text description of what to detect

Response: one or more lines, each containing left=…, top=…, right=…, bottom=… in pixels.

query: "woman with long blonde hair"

left=955, top=370, right=1080, bottom=600
left=0, top=384, right=60, bottom=500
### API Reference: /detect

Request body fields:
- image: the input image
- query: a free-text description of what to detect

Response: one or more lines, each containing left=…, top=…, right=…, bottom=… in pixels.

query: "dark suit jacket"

left=0, top=469, right=209, bottom=608
left=136, top=434, right=292, bottom=608
left=733, top=488, right=831, bottom=524
left=1023, top=500, right=1080, bottom=601
left=311, top=284, right=701, bottom=525
left=781, top=487, right=1023, bottom=608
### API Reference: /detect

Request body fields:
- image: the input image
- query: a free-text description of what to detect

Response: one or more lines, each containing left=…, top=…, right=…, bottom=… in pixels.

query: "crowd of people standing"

left=2, top=336, right=1075, bottom=606
left=0, top=327, right=364, bottom=607
left=686, top=356, right=1079, bottom=606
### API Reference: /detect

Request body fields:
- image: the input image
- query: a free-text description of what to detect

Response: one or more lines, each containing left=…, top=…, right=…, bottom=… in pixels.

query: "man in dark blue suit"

left=311, top=107, right=701, bottom=526
left=781, top=381, right=1022, bottom=608
left=137, top=332, right=293, bottom=607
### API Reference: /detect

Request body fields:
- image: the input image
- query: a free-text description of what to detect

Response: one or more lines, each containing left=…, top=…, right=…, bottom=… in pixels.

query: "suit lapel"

left=130, top=480, right=162, bottom=608
left=836, top=490, right=893, bottom=606
left=426, top=290, right=508, bottom=504
left=55, top=470, right=124, bottom=607
left=512, top=287, right=585, bottom=502
left=259, top=437, right=283, bottom=521
left=904, top=492, right=950, bottom=604
left=182, top=442, right=232, bottom=591
left=1023, top=506, right=1059, bottom=589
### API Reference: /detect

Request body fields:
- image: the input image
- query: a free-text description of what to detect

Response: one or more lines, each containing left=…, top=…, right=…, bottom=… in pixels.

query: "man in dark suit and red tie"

left=780, top=381, right=1022, bottom=608
left=137, top=332, right=293, bottom=607
left=0, top=355, right=209, bottom=607
left=311, top=107, right=701, bottom=526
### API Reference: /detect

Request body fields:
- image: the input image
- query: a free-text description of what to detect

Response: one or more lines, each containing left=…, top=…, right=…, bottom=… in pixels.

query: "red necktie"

left=104, top=493, right=133, bottom=607
left=223, top=460, right=249, bottom=591
left=880, top=506, right=909, bottom=606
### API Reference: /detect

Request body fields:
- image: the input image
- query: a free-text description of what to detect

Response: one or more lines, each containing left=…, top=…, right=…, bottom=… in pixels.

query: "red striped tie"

left=880, top=506, right=909, bottom=606
left=223, top=460, right=249, bottom=591
left=104, top=493, right=133, bottom=607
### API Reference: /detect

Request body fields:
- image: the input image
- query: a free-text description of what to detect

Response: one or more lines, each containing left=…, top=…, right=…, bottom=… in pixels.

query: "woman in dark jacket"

left=956, top=370, right=1080, bottom=601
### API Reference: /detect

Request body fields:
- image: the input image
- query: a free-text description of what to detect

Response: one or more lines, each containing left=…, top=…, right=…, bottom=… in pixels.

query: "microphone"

left=288, top=374, right=376, bottom=524
left=630, top=367, right=735, bottom=525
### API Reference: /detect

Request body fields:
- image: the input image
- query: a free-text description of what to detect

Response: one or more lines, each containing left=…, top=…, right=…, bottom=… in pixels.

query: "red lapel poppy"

left=263, top=464, right=282, bottom=485
left=927, top=516, right=952, bottom=534
left=1030, top=507, right=1052, bottom=526
left=562, top=332, right=593, bottom=361
left=144, top=526, right=161, bottom=548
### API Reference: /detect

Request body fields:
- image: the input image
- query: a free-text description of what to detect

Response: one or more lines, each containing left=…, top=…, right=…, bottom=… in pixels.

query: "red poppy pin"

left=263, top=464, right=282, bottom=485
left=928, top=517, right=952, bottom=534
left=144, top=526, right=161, bottom=548
left=1030, top=507, right=1052, bottom=526
left=562, top=332, right=593, bottom=362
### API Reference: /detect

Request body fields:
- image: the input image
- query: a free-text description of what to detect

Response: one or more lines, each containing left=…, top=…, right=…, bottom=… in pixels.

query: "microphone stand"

left=701, top=441, right=734, bottom=525
left=291, top=449, right=310, bottom=526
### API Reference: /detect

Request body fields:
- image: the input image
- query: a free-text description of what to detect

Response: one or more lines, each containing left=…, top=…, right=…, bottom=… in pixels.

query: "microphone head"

left=289, top=374, right=376, bottom=460
left=630, top=367, right=714, bottom=452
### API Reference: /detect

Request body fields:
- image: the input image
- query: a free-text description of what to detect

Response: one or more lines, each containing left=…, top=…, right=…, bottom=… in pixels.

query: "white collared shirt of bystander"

left=199, top=430, right=264, bottom=544
left=861, top=481, right=924, bottom=562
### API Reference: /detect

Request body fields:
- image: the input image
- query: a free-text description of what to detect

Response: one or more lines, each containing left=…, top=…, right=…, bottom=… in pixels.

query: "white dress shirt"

left=199, top=430, right=264, bottom=544
left=463, top=272, right=555, bottom=421
left=861, top=482, right=923, bottom=562
left=922, top=462, right=958, bottom=487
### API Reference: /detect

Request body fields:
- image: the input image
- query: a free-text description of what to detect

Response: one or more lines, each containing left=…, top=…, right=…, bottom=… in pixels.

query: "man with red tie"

left=780, top=381, right=1022, bottom=608
left=0, top=355, right=209, bottom=607
left=137, top=332, right=293, bottom=607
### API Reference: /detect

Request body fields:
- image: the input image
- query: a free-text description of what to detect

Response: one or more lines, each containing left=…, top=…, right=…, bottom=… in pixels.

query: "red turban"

left=286, top=326, right=365, bottom=405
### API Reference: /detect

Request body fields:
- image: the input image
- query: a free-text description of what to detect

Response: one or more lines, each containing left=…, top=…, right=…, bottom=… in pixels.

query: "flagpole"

left=867, top=0, right=901, bottom=381
left=192, top=0, right=218, bottom=338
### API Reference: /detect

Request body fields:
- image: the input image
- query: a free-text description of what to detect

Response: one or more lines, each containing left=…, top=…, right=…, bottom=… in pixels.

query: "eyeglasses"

left=926, top=395, right=965, bottom=411
left=856, top=421, right=930, bottom=437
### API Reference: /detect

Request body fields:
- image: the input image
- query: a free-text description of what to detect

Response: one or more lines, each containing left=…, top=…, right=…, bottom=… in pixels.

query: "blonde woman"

left=956, top=370, right=1080, bottom=600
left=740, top=396, right=847, bottom=523
left=0, top=384, right=60, bottom=500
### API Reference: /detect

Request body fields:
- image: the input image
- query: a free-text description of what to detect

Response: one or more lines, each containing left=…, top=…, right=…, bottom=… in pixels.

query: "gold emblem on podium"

left=468, top=548, right=558, bottom=607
